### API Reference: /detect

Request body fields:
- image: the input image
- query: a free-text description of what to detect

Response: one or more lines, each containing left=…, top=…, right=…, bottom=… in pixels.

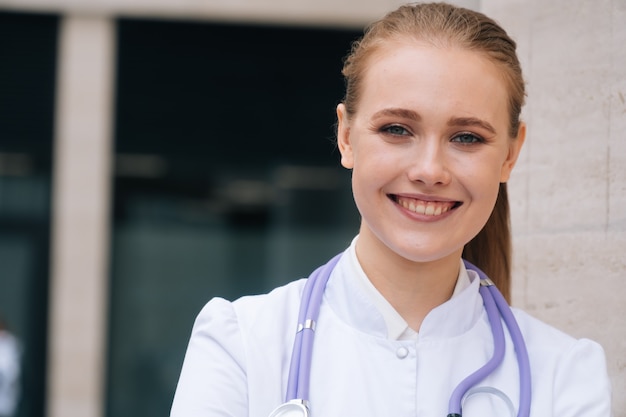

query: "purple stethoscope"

left=268, top=254, right=532, bottom=417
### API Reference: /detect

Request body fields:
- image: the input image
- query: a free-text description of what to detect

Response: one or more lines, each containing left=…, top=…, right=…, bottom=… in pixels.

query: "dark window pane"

left=0, top=10, right=58, bottom=417
left=107, top=18, right=361, bottom=417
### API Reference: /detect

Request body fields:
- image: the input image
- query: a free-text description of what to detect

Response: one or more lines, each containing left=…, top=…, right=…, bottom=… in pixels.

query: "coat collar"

left=324, top=238, right=484, bottom=340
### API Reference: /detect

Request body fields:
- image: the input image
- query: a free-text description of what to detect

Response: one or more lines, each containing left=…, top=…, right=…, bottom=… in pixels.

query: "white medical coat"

left=171, top=246, right=612, bottom=417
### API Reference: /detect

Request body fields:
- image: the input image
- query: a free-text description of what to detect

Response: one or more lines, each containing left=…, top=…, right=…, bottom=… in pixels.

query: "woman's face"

left=337, top=41, right=524, bottom=265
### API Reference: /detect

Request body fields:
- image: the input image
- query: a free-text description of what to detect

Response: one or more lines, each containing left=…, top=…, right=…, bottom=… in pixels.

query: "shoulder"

left=193, top=279, right=306, bottom=342
left=172, top=279, right=308, bottom=416
left=233, top=278, right=307, bottom=316
left=510, top=307, right=607, bottom=365
left=510, top=308, right=612, bottom=415
left=510, top=307, right=604, bottom=356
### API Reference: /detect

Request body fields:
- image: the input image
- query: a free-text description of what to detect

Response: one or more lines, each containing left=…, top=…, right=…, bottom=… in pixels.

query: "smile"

left=393, top=196, right=460, bottom=216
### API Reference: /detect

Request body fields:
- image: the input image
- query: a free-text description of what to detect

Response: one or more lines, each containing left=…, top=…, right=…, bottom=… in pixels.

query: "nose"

left=406, top=140, right=451, bottom=186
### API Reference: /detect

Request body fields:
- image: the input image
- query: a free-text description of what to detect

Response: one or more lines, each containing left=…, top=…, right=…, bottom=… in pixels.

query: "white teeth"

left=397, top=198, right=454, bottom=216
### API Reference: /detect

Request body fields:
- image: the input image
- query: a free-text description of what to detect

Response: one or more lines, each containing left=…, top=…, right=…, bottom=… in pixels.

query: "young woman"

left=170, top=3, right=612, bottom=416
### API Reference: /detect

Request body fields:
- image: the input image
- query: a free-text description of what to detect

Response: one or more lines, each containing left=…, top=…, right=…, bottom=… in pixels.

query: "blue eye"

left=382, top=125, right=410, bottom=136
left=452, top=133, right=483, bottom=144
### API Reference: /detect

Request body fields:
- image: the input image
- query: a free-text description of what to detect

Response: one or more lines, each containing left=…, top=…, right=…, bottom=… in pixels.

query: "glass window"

left=0, top=11, right=58, bottom=417
left=107, top=18, right=361, bottom=417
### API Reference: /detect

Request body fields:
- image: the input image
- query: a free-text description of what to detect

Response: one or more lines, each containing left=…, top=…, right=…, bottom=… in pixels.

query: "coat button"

left=396, top=346, right=409, bottom=359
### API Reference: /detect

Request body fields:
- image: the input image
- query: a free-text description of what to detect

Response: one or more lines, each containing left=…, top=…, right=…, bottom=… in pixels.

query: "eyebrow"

left=371, top=108, right=498, bottom=135
left=447, top=117, right=497, bottom=135
left=371, top=108, right=422, bottom=121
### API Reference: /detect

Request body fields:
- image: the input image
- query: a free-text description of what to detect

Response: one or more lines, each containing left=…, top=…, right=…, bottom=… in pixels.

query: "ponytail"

left=462, top=183, right=512, bottom=303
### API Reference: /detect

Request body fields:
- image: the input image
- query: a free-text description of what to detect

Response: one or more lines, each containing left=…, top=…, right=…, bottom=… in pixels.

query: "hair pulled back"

left=341, top=2, right=526, bottom=302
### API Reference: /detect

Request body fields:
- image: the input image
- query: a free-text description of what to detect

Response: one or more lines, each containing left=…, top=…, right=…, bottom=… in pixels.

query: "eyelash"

left=380, top=125, right=485, bottom=145
left=380, top=124, right=410, bottom=136
left=451, top=132, right=485, bottom=145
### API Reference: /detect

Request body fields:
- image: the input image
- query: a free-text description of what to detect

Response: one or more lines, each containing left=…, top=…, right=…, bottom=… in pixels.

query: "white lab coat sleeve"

left=553, top=338, right=612, bottom=417
left=170, top=297, right=248, bottom=417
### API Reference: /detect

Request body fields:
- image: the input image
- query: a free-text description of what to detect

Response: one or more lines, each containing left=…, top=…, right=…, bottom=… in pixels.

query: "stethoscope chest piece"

left=268, top=400, right=310, bottom=417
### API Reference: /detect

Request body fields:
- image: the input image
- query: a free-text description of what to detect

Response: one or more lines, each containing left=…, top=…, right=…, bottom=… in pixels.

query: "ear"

left=336, top=103, right=354, bottom=169
left=500, top=122, right=526, bottom=182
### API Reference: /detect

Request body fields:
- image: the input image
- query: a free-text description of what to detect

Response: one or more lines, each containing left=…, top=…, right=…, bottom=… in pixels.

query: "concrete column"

left=47, top=15, right=114, bottom=417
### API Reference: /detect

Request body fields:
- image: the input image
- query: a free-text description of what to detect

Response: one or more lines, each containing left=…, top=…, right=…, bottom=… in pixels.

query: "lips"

left=393, top=195, right=460, bottom=216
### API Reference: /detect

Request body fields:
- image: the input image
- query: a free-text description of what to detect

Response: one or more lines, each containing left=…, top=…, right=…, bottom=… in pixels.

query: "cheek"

left=349, top=151, right=392, bottom=210
left=350, top=164, right=379, bottom=203
left=455, top=155, right=505, bottom=213
left=473, top=173, right=502, bottom=221
left=351, top=144, right=387, bottom=181
left=457, top=149, right=508, bottom=184
left=469, top=171, right=502, bottom=204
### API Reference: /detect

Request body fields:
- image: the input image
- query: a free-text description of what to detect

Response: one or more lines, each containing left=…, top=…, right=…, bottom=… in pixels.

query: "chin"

left=387, top=240, right=465, bottom=264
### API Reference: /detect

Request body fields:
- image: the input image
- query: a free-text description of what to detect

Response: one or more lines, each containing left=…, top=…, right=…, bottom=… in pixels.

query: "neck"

left=355, top=230, right=463, bottom=331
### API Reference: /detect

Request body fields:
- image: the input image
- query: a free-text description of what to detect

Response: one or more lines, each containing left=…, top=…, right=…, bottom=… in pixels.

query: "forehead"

left=357, top=41, right=510, bottom=129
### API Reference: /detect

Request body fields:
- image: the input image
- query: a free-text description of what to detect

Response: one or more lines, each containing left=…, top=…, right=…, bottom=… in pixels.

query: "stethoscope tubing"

left=456, top=260, right=532, bottom=417
left=286, top=254, right=341, bottom=402
left=447, top=277, right=506, bottom=415
left=297, top=264, right=328, bottom=400
left=282, top=255, right=532, bottom=417
left=491, top=284, right=532, bottom=417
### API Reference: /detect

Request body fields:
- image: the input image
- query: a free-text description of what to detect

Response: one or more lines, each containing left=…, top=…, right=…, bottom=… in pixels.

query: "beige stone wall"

left=483, top=1, right=626, bottom=415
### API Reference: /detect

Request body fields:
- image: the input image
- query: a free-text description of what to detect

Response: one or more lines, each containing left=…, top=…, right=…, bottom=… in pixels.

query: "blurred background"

left=0, top=0, right=623, bottom=417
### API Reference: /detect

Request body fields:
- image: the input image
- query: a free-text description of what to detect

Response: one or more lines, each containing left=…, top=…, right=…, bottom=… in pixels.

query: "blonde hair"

left=341, top=2, right=526, bottom=301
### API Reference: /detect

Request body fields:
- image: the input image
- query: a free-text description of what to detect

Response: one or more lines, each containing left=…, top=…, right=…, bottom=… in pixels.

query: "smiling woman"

left=170, top=3, right=612, bottom=417
left=336, top=43, right=523, bottom=316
